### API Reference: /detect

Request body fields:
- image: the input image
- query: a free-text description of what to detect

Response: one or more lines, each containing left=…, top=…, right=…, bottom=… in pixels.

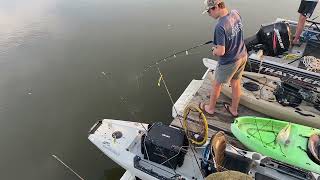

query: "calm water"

left=0, top=0, right=319, bottom=179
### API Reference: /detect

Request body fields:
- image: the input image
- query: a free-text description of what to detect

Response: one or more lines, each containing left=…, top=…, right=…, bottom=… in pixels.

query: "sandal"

left=199, top=102, right=215, bottom=117
left=223, top=102, right=239, bottom=118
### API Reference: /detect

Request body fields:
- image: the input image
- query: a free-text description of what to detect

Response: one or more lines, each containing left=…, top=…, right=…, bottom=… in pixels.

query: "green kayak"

left=231, top=116, right=320, bottom=174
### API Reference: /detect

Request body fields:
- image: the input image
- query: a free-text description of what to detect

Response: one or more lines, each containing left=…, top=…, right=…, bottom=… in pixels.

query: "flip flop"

left=199, top=102, right=215, bottom=117
left=223, top=102, right=239, bottom=118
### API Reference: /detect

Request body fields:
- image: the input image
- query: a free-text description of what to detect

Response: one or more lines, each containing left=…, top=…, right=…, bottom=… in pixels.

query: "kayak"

left=220, top=71, right=320, bottom=129
left=231, top=116, right=320, bottom=174
left=88, top=119, right=320, bottom=180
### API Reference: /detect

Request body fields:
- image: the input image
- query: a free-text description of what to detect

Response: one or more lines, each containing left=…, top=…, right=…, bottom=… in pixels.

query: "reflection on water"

left=0, top=0, right=319, bottom=179
left=0, top=1, right=53, bottom=57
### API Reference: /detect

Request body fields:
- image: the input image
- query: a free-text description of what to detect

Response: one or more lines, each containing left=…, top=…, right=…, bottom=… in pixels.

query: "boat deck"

left=170, top=69, right=270, bottom=149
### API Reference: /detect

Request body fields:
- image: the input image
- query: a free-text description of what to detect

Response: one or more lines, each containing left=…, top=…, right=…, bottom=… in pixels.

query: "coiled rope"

left=302, top=56, right=320, bottom=72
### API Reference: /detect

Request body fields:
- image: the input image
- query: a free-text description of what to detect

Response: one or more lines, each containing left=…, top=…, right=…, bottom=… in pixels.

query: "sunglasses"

left=207, top=6, right=216, bottom=13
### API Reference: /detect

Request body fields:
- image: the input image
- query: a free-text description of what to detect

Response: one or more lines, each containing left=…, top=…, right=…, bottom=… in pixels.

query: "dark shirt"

left=213, top=10, right=247, bottom=65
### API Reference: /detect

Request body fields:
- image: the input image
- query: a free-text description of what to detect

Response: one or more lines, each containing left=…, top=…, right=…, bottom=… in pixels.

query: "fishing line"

left=156, top=66, right=205, bottom=178
left=116, top=41, right=214, bottom=178
left=135, top=40, right=213, bottom=91
left=137, top=40, right=213, bottom=78
left=135, top=41, right=214, bottom=123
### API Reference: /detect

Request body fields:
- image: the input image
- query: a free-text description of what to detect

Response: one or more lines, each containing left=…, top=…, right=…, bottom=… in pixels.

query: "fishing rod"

left=311, top=15, right=319, bottom=21
left=52, top=154, right=86, bottom=180
left=139, top=40, right=213, bottom=77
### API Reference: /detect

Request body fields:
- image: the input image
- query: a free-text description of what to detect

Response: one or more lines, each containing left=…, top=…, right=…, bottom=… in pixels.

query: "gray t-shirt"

left=213, top=10, right=247, bottom=65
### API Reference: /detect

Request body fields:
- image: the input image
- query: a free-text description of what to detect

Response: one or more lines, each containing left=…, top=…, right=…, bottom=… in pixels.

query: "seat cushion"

left=308, top=134, right=320, bottom=164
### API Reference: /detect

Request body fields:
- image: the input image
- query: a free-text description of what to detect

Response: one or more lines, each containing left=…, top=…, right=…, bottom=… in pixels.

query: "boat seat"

left=308, top=134, right=320, bottom=164
left=211, top=131, right=226, bottom=172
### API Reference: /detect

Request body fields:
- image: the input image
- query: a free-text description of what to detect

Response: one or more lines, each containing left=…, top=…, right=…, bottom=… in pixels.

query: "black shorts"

left=298, top=0, right=318, bottom=18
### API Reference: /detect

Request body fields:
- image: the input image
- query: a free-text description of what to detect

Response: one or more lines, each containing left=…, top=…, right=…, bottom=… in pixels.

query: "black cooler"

left=141, top=122, right=188, bottom=169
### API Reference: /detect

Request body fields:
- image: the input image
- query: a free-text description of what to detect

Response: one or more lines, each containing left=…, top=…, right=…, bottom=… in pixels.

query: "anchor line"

left=156, top=66, right=206, bottom=178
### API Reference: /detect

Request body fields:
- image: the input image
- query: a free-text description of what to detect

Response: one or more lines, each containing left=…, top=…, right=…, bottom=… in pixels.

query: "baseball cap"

left=202, top=0, right=223, bottom=14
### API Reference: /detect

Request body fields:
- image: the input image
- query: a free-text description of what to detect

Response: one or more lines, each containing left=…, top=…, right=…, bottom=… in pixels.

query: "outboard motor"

left=258, top=22, right=291, bottom=56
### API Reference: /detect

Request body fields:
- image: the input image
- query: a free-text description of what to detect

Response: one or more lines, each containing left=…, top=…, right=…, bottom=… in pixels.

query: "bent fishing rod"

left=138, top=40, right=213, bottom=77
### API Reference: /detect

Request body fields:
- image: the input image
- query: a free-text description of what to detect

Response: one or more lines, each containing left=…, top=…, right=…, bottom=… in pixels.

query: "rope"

left=302, top=56, right=320, bottom=72
left=283, top=54, right=301, bottom=60
left=183, top=104, right=208, bottom=146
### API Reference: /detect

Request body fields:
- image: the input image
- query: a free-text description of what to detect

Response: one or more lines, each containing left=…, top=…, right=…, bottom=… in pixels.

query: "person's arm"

left=213, top=25, right=226, bottom=57
left=212, top=45, right=225, bottom=56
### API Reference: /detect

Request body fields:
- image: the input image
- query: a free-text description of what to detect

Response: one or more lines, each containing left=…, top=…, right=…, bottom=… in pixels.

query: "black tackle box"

left=141, top=122, right=188, bottom=169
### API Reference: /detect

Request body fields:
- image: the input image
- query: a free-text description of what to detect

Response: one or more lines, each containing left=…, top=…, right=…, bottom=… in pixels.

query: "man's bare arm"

left=212, top=45, right=225, bottom=56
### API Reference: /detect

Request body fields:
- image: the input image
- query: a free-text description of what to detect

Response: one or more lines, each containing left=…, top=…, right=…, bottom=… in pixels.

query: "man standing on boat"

left=200, top=0, right=247, bottom=118
left=293, top=0, right=319, bottom=45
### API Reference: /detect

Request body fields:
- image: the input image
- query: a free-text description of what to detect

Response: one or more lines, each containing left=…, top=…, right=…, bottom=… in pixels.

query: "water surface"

left=0, top=0, right=319, bottom=179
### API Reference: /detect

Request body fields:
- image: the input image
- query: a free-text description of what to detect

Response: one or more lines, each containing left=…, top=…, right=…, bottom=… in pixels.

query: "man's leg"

left=229, top=78, right=241, bottom=116
left=293, top=14, right=308, bottom=44
left=204, top=80, right=222, bottom=114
